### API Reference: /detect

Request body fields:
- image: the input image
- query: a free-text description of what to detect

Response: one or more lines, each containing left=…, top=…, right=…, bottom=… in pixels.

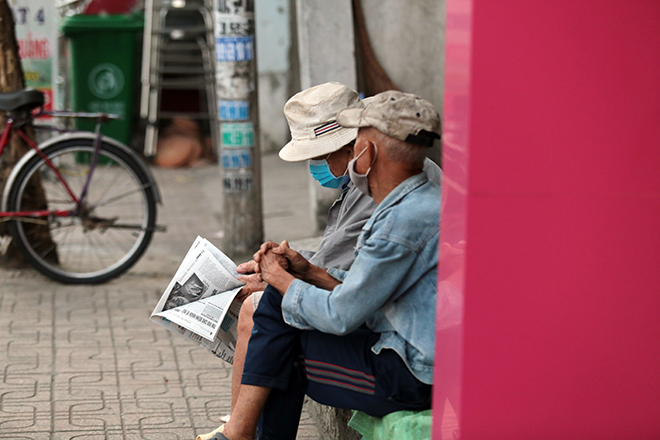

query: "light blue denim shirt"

left=282, top=172, right=440, bottom=384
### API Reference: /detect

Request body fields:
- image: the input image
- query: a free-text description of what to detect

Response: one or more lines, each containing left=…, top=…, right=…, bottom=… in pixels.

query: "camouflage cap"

left=337, top=90, right=441, bottom=146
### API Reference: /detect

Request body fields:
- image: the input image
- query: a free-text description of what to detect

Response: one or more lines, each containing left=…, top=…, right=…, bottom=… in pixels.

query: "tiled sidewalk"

left=0, top=156, right=321, bottom=440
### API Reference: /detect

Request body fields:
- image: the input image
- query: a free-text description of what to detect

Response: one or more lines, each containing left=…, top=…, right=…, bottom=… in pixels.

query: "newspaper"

left=150, top=236, right=245, bottom=364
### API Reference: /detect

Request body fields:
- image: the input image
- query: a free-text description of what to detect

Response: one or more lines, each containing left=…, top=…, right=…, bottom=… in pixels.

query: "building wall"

left=360, top=0, right=445, bottom=114
left=255, top=0, right=446, bottom=154
left=255, top=0, right=292, bottom=154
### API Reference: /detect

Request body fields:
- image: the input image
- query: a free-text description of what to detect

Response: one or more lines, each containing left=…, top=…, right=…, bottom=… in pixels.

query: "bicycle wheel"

left=6, top=138, right=157, bottom=284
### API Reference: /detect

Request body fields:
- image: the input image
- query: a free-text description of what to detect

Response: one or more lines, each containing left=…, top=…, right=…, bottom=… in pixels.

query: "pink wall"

left=435, top=1, right=660, bottom=438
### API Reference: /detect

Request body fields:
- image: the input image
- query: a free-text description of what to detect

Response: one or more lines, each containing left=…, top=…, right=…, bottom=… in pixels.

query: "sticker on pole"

left=223, top=171, right=253, bottom=193
left=214, top=0, right=253, bottom=36
left=216, top=63, right=254, bottom=99
left=215, top=14, right=251, bottom=36
left=221, top=122, right=254, bottom=148
left=215, top=0, right=254, bottom=16
left=219, top=100, right=249, bottom=121
left=221, top=148, right=252, bottom=169
left=216, top=36, right=254, bottom=62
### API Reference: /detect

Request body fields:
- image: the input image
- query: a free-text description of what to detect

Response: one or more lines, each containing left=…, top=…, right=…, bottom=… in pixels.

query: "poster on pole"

left=9, top=0, right=59, bottom=114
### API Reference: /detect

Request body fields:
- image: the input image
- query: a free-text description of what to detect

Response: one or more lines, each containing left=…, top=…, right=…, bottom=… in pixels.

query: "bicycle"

left=0, top=89, right=163, bottom=284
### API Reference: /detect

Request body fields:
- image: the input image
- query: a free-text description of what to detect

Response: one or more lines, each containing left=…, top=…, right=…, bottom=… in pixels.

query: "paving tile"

left=172, top=345, right=230, bottom=371
left=179, top=368, right=230, bottom=397
left=118, top=370, right=185, bottom=400
left=0, top=400, right=51, bottom=432
left=53, top=371, right=119, bottom=401
left=3, top=329, right=53, bottom=375
left=0, top=434, right=45, bottom=440
left=123, top=428, right=196, bottom=440
left=0, top=161, right=321, bottom=439
left=54, top=345, right=114, bottom=374
left=186, top=395, right=230, bottom=429
left=121, top=328, right=172, bottom=349
left=119, top=397, right=193, bottom=431
left=52, top=431, right=126, bottom=440
left=1, top=373, right=52, bottom=401
left=117, top=348, right=179, bottom=373
left=52, top=399, right=122, bottom=431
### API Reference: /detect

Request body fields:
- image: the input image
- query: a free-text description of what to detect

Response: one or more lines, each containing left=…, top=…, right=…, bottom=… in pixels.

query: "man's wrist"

left=301, top=265, right=324, bottom=284
left=269, top=267, right=295, bottom=294
left=303, top=265, right=341, bottom=290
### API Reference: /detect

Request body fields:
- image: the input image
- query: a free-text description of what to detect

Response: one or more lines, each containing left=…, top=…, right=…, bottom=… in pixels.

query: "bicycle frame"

left=0, top=110, right=116, bottom=221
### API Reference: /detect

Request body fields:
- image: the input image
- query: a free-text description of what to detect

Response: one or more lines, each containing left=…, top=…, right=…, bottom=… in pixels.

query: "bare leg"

left=223, top=384, right=272, bottom=440
left=198, top=302, right=256, bottom=440
left=231, top=296, right=256, bottom=411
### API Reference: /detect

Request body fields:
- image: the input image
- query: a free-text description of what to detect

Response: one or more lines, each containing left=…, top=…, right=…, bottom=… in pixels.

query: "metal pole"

left=213, top=0, right=263, bottom=258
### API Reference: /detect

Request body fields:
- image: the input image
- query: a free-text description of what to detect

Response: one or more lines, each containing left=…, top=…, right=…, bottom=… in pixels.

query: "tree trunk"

left=0, top=0, right=55, bottom=268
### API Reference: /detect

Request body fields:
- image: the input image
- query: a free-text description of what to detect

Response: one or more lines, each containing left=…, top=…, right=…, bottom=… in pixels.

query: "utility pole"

left=213, top=0, right=263, bottom=258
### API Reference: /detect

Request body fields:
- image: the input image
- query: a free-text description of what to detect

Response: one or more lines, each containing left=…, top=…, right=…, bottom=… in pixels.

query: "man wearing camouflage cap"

left=209, top=91, right=441, bottom=440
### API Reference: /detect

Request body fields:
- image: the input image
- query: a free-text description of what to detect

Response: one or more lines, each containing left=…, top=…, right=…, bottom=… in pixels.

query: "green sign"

left=221, top=122, right=254, bottom=148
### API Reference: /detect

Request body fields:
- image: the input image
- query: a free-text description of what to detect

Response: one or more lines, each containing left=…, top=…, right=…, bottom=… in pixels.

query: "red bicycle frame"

left=0, top=111, right=111, bottom=220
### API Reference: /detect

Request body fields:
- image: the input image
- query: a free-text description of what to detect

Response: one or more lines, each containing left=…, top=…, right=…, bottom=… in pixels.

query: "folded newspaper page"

left=151, top=236, right=245, bottom=364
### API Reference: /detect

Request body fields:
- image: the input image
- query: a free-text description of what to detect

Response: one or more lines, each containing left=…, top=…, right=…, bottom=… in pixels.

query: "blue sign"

left=219, top=100, right=249, bottom=120
left=222, top=148, right=252, bottom=169
left=216, top=36, right=254, bottom=62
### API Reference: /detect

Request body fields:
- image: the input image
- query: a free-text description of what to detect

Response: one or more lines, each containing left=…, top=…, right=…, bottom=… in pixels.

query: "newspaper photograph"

left=151, top=236, right=246, bottom=363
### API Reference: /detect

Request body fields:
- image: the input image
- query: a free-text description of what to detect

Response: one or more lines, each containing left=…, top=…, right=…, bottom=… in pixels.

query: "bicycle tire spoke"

left=92, top=184, right=150, bottom=209
left=41, top=164, right=81, bottom=203
left=103, top=227, right=133, bottom=256
left=86, top=229, right=117, bottom=267
left=49, top=172, right=78, bottom=199
left=89, top=161, right=129, bottom=204
left=39, top=222, right=76, bottom=261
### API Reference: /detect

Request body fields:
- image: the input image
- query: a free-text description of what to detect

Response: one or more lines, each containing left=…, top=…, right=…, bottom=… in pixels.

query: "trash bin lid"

left=61, top=13, right=144, bottom=34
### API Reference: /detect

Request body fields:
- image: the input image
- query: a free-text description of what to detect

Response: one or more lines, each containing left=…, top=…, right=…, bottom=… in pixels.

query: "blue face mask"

left=309, top=157, right=349, bottom=189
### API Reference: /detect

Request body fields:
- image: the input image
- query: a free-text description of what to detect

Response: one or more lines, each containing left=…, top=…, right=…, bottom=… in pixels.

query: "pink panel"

left=436, top=0, right=660, bottom=439
left=462, top=195, right=660, bottom=438
left=432, top=0, right=472, bottom=438
left=469, top=1, right=660, bottom=196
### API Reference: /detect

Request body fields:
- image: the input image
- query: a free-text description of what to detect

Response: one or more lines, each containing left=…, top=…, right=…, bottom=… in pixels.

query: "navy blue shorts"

left=242, top=286, right=431, bottom=440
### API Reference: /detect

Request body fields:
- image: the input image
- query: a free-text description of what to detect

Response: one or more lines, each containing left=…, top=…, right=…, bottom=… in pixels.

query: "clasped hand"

left=235, top=260, right=265, bottom=301
left=253, top=240, right=310, bottom=293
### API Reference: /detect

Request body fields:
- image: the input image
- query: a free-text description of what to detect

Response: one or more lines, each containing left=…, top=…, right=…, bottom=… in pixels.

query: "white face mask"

left=347, top=144, right=378, bottom=196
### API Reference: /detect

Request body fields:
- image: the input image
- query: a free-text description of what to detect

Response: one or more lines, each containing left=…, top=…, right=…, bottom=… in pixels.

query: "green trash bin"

left=61, top=14, right=143, bottom=146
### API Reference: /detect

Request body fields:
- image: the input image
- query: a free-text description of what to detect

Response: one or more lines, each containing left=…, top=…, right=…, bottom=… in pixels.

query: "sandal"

left=196, top=424, right=226, bottom=440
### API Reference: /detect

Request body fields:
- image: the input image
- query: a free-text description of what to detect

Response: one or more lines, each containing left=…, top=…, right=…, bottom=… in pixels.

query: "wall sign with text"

left=9, top=0, right=59, bottom=112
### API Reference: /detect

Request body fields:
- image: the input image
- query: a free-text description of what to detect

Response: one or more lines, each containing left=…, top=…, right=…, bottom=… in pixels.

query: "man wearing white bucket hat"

left=199, top=83, right=377, bottom=440
left=203, top=90, right=442, bottom=440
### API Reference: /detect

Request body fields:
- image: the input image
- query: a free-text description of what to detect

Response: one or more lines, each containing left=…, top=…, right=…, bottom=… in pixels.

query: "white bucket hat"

left=278, top=82, right=364, bottom=162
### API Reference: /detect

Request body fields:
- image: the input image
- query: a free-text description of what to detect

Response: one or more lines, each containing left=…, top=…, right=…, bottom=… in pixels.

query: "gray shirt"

left=304, top=181, right=377, bottom=270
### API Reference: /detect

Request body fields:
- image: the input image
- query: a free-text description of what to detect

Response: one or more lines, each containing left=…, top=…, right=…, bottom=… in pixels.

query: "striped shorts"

left=241, top=285, right=432, bottom=421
